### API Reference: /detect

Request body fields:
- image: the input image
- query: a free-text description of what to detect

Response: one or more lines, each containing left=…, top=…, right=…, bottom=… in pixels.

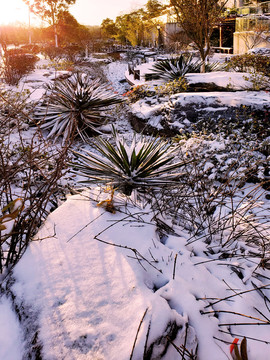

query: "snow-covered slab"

left=170, top=90, right=270, bottom=108
left=130, top=101, right=164, bottom=119
left=125, top=62, right=159, bottom=87
left=185, top=71, right=252, bottom=90
left=125, top=60, right=254, bottom=90
left=14, top=58, right=72, bottom=102
left=129, top=90, right=270, bottom=129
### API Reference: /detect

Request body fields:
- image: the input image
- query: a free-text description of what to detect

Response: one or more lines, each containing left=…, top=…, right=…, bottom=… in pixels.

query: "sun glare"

left=0, top=1, right=29, bottom=25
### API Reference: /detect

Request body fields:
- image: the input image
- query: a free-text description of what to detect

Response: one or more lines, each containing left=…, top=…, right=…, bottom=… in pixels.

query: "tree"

left=115, top=10, right=152, bottom=46
left=0, top=25, right=29, bottom=46
left=145, top=0, right=165, bottom=18
left=165, top=25, right=191, bottom=52
left=239, top=23, right=269, bottom=51
left=23, top=0, right=76, bottom=47
left=101, top=18, right=118, bottom=39
left=57, top=10, right=90, bottom=46
left=170, top=0, right=227, bottom=71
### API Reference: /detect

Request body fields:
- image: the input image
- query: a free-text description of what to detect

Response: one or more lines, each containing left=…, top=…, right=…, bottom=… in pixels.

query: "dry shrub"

left=1, top=46, right=39, bottom=86
left=0, top=91, right=70, bottom=276
left=150, top=146, right=270, bottom=269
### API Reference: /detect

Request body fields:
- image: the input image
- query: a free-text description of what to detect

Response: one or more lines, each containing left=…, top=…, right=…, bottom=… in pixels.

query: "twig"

left=173, top=253, right=178, bottom=280
left=205, top=283, right=270, bottom=308
left=219, top=322, right=270, bottom=326
left=182, top=322, right=189, bottom=360
left=148, top=248, right=158, bottom=263
left=167, top=338, right=184, bottom=357
left=212, top=337, right=231, bottom=359
left=130, top=308, right=148, bottom=360
left=94, top=211, right=153, bottom=239
left=223, top=279, right=242, bottom=297
left=94, top=234, right=162, bottom=273
left=219, top=329, right=270, bottom=344
left=67, top=212, right=105, bottom=242
left=253, top=307, right=270, bottom=322
left=213, top=336, right=232, bottom=345
left=143, top=319, right=152, bottom=359
left=202, top=310, right=269, bottom=323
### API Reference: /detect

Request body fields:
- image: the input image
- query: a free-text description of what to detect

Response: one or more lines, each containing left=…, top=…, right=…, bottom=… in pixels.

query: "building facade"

left=233, top=1, right=270, bottom=53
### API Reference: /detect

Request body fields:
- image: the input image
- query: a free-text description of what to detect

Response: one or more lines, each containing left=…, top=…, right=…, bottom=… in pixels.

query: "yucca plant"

left=146, top=55, right=225, bottom=81
left=35, top=73, right=124, bottom=143
left=146, top=55, right=202, bottom=81
left=71, top=128, right=188, bottom=196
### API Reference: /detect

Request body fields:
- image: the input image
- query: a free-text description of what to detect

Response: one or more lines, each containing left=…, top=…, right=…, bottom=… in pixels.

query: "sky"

left=0, top=0, right=148, bottom=26
left=0, top=1, right=30, bottom=26
left=70, top=0, right=147, bottom=26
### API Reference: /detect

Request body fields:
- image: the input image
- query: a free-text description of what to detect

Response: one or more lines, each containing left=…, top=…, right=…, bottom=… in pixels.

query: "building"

left=233, top=1, right=270, bottom=53
left=162, top=1, right=270, bottom=54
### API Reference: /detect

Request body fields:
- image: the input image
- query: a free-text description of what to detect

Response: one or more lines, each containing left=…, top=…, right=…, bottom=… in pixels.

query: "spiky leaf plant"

left=146, top=55, right=225, bottom=81
left=72, top=128, right=188, bottom=196
left=35, top=73, right=124, bottom=143
left=146, top=55, right=201, bottom=81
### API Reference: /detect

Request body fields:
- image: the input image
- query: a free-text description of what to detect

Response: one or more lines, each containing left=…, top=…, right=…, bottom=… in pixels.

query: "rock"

left=128, top=112, right=178, bottom=137
left=187, top=82, right=231, bottom=92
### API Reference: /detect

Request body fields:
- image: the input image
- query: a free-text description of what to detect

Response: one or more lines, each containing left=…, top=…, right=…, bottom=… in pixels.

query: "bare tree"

left=170, top=0, right=227, bottom=71
left=164, top=24, right=191, bottom=52
left=239, top=23, right=270, bottom=51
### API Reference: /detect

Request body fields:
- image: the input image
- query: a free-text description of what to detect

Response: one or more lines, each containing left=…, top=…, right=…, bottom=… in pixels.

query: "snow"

left=1, top=52, right=270, bottom=360
left=6, top=188, right=270, bottom=359
left=12, top=193, right=151, bottom=360
left=170, top=91, right=270, bottom=108
left=105, top=61, right=129, bottom=95
left=130, top=101, right=164, bottom=119
left=0, top=297, right=23, bottom=360
left=125, top=62, right=253, bottom=90
left=248, top=47, right=270, bottom=56
left=185, top=71, right=252, bottom=90
left=129, top=90, right=270, bottom=130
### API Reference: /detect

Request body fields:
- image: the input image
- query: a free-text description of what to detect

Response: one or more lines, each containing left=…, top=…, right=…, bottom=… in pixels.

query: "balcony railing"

left=235, top=14, right=270, bottom=31
left=238, top=1, right=270, bottom=15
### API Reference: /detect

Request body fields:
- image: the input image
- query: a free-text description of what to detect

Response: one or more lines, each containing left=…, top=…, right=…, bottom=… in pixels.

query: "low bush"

left=1, top=48, right=39, bottom=85
left=0, top=89, right=32, bottom=122
left=63, top=44, right=84, bottom=62
left=20, top=44, right=41, bottom=55
left=42, top=44, right=83, bottom=63
left=124, top=85, right=155, bottom=103
left=227, top=53, right=270, bottom=77
left=41, top=45, right=66, bottom=61
left=48, top=58, right=74, bottom=72
left=154, top=77, right=188, bottom=96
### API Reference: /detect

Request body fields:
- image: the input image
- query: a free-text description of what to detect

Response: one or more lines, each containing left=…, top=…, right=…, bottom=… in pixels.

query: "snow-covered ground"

left=125, top=61, right=254, bottom=90
left=0, top=54, right=270, bottom=360
left=3, top=187, right=270, bottom=359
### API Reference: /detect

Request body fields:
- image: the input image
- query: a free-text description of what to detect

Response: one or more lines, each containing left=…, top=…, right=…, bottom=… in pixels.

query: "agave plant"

left=146, top=55, right=225, bottom=81
left=146, top=55, right=202, bottom=81
left=71, top=128, right=188, bottom=196
left=35, top=73, right=124, bottom=143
